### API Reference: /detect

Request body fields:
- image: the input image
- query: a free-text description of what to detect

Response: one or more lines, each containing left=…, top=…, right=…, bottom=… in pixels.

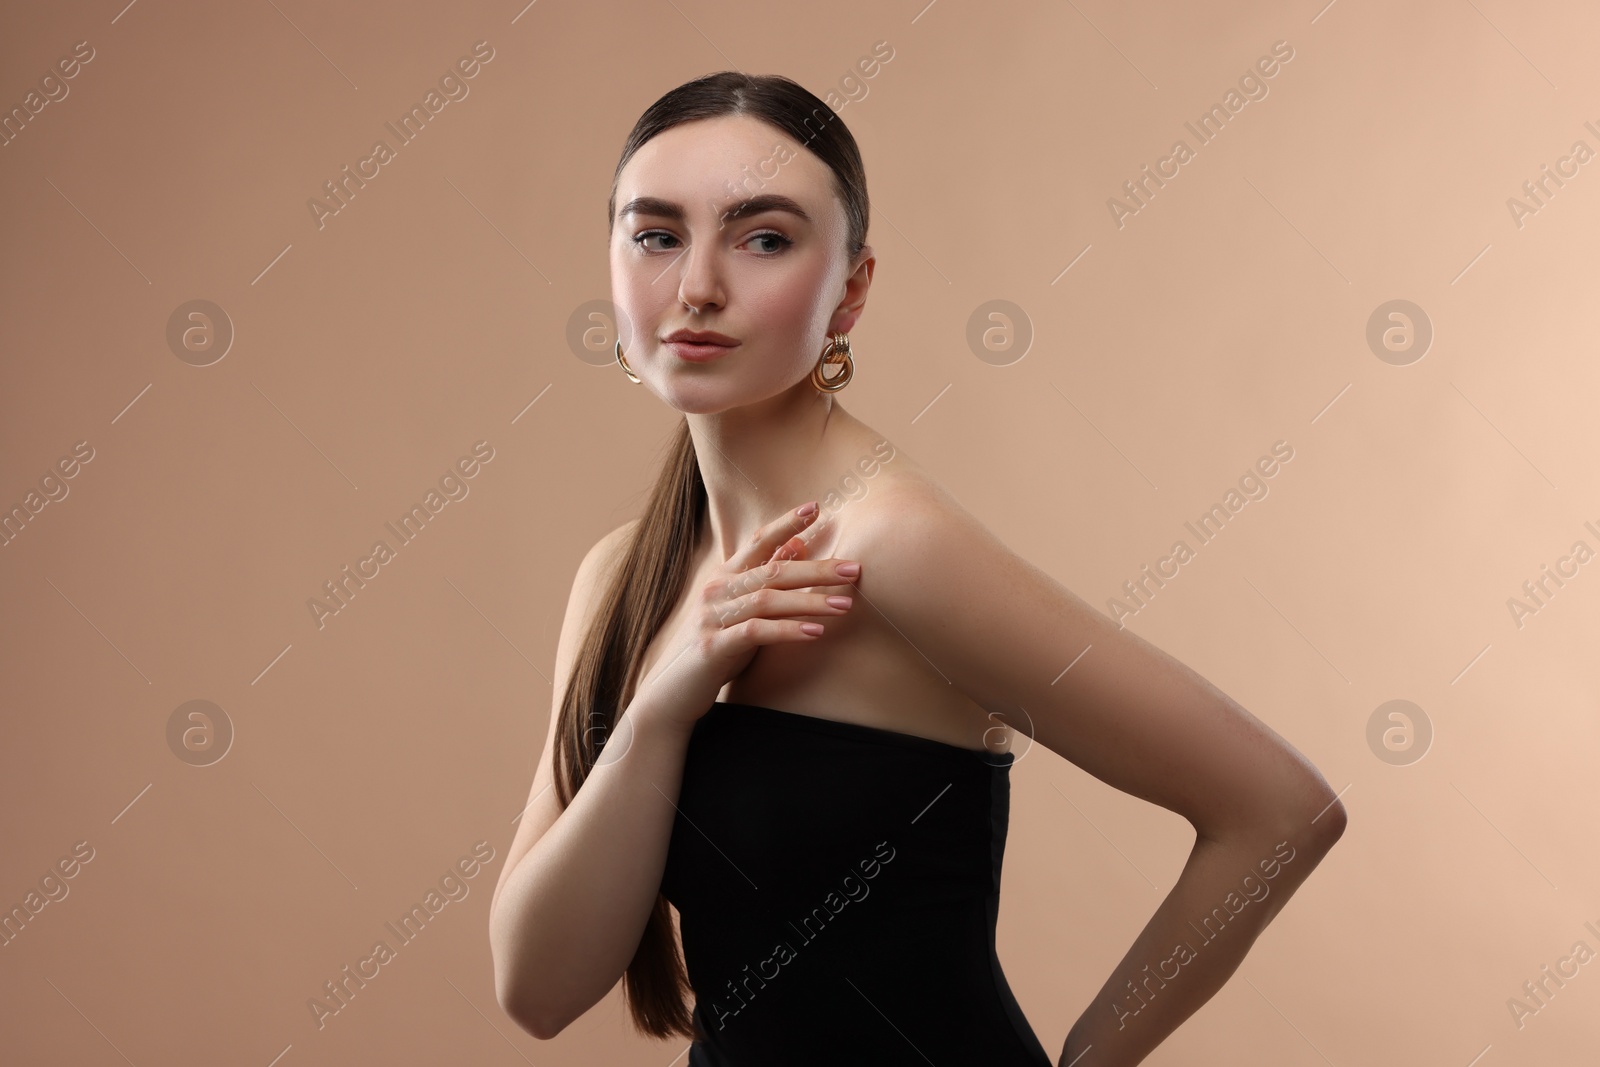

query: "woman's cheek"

left=743, top=264, right=826, bottom=331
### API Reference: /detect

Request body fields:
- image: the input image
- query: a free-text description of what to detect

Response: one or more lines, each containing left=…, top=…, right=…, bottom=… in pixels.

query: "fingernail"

left=836, top=561, right=860, bottom=576
left=826, top=595, right=853, bottom=609
left=797, top=501, right=818, bottom=517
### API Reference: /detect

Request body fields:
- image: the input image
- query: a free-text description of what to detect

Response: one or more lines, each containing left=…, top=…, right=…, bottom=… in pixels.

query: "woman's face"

left=609, top=113, right=870, bottom=413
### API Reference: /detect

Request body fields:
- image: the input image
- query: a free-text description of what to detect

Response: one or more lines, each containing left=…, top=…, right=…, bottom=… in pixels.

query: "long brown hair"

left=552, top=72, right=870, bottom=1039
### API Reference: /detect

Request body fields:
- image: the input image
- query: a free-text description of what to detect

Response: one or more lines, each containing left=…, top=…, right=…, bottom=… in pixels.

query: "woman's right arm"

left=491, top=688, right=700, bottom=1039
left=488, top=503, right=852, bottom=1039
left=487, top=519, right=693, bottom=1039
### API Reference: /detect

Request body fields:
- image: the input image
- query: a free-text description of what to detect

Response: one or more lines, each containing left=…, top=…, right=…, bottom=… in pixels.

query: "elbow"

left=490, top=918, right=569, bottom=1040
left=1275, top=781, right=1347, bottom=858
left=1307, top=788, right=1348, bottom=851
left=507, top=1004, right=567, bottom=1042
left=1312, top=793, right=1350, bottom=851
left=1277, top=761, right=1349, bottom=854
left=1204, top=779, right=1348, bottom=855
left=495, top=973, right=569, bottom=1041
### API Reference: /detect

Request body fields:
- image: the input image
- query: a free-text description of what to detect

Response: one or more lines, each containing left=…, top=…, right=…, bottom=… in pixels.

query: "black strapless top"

left=659, top=701, right=1052, bottom=1066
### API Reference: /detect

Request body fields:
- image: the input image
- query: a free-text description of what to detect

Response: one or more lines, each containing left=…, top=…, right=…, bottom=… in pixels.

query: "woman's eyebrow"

left=618, top=193, right=813, bottom=225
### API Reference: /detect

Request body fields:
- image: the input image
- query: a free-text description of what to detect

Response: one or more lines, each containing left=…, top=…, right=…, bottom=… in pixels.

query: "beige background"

left=3, top=0, right=1598, bottom=1063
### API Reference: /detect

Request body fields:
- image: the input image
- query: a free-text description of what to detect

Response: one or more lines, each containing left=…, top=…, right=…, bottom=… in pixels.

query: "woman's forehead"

left=617, top=115, right=835, bottom=217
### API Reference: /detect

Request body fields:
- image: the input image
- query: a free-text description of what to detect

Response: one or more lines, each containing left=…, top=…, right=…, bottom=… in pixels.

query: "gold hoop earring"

left=812, top=332, right=854, bottom=392
left=615, top=339, right=641, bottom=384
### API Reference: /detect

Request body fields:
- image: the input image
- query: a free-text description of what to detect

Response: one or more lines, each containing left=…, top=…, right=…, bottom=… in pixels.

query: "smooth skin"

left=489, top=112, right=1347, bottom=1065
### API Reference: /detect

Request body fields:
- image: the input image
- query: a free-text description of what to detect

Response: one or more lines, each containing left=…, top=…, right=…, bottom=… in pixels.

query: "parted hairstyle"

left=550, top=72, right=869, bottom=1039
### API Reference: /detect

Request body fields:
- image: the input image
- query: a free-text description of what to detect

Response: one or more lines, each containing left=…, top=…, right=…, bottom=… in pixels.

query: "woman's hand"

left=635, top=501, right=861, bottom=730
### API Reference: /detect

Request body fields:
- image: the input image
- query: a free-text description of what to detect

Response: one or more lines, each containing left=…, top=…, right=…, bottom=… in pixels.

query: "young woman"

left=488, top=72, right=1346, bottom=1067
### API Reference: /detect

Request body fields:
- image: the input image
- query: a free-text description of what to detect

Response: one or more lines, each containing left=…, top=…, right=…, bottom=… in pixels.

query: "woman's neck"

left=688, top=386, right=865, bottom=563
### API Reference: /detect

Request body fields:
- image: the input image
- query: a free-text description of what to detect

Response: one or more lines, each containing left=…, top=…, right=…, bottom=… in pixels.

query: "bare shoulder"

left=565, top=517, right=641, bottom=633
left=599, top=515, right=641, bottom=558
left=821, top=448, right=990, bottom=563
left=826, top=454, right=1060, bottom=648
left=584, top=516, right=640, bottom=577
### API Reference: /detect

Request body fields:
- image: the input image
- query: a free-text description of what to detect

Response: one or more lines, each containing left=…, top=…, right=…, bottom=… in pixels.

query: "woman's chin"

left=655, top=378, right=762, bottom=415
left=654, top=371, right=814, bottom=416
left=657, top=386, right=740, bottom=416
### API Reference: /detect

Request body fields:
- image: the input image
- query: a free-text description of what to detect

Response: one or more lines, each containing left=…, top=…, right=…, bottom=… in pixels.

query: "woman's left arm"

left=850, top=485, right=1347, bottom=1067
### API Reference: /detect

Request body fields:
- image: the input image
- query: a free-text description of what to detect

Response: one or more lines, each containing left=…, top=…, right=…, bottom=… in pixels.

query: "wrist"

left=626, top=684, right=711, bottom=741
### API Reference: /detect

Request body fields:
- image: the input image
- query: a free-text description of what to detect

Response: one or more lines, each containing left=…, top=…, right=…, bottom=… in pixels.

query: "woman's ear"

left=830, top=245, right=875, bottom=334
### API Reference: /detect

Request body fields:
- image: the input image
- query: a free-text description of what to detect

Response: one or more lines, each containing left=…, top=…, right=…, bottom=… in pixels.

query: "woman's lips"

left=665, top=340, right=739, bottom=362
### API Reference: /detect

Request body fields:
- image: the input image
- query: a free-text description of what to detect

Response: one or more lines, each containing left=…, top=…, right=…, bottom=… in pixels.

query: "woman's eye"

left=746, top=232, right=793, bottom=255
left=633, top=231, right=680, bottom=252
left=631, top=230, right=790, bottom=255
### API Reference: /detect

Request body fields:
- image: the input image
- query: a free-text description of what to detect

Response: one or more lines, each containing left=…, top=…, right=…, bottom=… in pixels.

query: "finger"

left=745, top=558, right=859, bottom=590
left=717, top=616, right=827, bottom=654
left=717, top=558, right=860, bottom=614
left=715, top=587, right=853, bottom=626
left=729, top=501, right=819, bottom=571
left=769, top=534, right=807, bottom=563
